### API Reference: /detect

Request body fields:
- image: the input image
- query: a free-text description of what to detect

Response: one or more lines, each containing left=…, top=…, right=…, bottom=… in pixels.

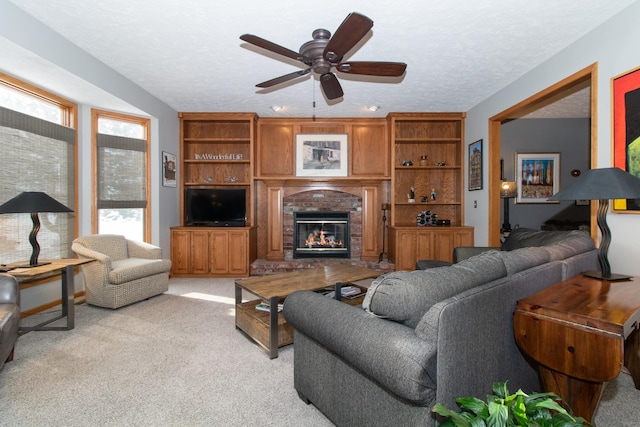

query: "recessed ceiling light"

left=367, top=105, right=380, bottom=112
left=270, top=105, right=283, bottom=112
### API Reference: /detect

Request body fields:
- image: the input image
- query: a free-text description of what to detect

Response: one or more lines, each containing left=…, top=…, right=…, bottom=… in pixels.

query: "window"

left=92, top=110, right=150, bottom=242
left=0, top=73, right=77, bottom=264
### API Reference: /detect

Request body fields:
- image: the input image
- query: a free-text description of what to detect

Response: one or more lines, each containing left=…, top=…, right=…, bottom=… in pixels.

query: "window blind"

left=0, top=106, right=75, bottom=264
left=96, top=133, right=147, bottom=209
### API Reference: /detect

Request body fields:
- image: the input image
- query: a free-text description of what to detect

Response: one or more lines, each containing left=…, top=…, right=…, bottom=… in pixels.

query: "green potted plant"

left=432, top=381, right=590, bottom=427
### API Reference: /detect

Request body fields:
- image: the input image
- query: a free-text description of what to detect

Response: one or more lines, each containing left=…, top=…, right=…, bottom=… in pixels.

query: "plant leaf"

left=457, top=397, right=488, bottom=415
left=487, top=401, right=508, bottom=427
left=432, top=403, right=473, bottom=427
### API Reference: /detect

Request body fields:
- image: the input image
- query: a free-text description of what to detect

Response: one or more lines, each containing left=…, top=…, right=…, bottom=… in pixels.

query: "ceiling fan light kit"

left=240, top=12, right=407, bottom=102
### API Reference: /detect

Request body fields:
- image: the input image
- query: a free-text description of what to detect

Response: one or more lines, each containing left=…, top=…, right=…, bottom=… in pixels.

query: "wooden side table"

left=513, top=274, right=640, bottom=423
left=7, top=258, right=93, bottom=334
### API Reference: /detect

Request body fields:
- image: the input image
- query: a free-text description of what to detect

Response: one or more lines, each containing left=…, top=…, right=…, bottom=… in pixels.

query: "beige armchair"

left=71, top=235, right=171, bottom=309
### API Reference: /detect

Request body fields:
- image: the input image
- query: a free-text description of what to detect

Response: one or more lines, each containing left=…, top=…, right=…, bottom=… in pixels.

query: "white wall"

left=0, top=0, right=180, bottom=310
left=465, top=0, right=640, bottom=276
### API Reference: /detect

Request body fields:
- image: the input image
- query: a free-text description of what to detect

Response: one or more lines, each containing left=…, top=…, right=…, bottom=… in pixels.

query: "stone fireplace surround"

left=251, top=180, right=395, bottom=275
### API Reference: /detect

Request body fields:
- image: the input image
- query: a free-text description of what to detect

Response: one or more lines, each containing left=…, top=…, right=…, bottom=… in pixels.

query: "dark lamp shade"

left=546, top=167, right=640, bottom=281
left=0, top=191, right=72, bottom=268
left=548, top=167, right=640, bottom=201
left=0, top=191, right=73, bottom=214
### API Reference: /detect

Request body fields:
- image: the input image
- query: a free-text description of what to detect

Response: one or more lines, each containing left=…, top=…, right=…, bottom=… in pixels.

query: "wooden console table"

left=7, top=258, right=92, bottom=334
left=513, top=274, right=640, bottom=422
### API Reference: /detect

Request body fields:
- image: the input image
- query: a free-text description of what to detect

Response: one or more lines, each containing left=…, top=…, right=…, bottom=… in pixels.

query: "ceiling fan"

left=240, top=12, right=407, bottom=101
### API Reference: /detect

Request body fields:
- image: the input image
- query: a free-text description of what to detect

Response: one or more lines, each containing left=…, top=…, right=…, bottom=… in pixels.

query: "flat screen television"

left=185, top=188, right=246, bottom=227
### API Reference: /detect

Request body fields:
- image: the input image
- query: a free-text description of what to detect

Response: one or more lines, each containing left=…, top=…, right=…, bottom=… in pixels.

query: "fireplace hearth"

left=293, top=212, right=350, bottom=259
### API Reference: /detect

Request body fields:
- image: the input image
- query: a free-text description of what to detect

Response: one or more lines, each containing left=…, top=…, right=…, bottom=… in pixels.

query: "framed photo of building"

left=612, top=65, right=640, bottom=212
left=515, top=152, right=560, bottom=203
left=295, top=134, right=348, bottom=177
left=468, top=139, right=483, bottom=191
left=162, top=151, right=177, bottom=187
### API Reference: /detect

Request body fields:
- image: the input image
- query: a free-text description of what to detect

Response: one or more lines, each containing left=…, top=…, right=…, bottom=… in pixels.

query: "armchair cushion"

left=109, top=258, right=173, bottom=285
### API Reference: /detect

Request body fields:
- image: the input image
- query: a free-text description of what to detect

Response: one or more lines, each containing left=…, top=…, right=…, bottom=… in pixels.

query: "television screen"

left=185, top=188, right=246, bottom=226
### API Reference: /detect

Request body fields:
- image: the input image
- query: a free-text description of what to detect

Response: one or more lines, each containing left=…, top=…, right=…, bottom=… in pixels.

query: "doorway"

left=487, top=63, right=597, bottom=246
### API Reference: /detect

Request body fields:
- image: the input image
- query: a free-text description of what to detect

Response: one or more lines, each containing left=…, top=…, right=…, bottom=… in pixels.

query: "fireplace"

left=293, top=211, right=350, bottom=259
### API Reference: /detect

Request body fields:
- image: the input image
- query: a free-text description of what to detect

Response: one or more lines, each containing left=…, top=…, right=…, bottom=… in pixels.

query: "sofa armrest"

left=0, top=274, right=19, bottom=305
left=283, top=290, right=437, bottom=405
left=126, top=240, right=162, bottom=259
left=453, top=246, right=500, bottom=263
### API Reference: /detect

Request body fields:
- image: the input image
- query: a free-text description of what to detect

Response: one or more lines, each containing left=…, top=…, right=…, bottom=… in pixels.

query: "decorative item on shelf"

left=420, top=195, right=429, bottom=203
left=204, top=177, right=213, bottom=183
left=435, top=162, right=447, bottom=166
left=0, top=191, right=73, bottom=267
left=500, top=181, right=517, bottom=232
left=407, top=186, right=415, bottom=203
left=417, top=210, right=437, bottom=227
left=194, top=153, right=243, bottom=160
left=431, top=188, right=437, bottom=201
left=378, top=203, right=390, bottom=263
left=224, top=176, right=238, bottom=183
left=402, top=159, right=413, bottom=166
left=419, top=154, right=428, bottom=166
left=548, top=167, right=640, bottom=281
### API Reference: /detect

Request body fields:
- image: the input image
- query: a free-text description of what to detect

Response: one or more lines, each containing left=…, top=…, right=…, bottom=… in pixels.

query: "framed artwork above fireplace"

left=295, top=134, right=348, bottom=177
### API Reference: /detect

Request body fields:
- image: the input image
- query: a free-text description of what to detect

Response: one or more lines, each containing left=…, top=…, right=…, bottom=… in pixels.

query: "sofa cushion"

left=501, top=228, right=591, bottom=251
left=499, top=246, right=551, bottom=276
left=108, top=258, right=172, bottom=284
left=543, top=234, right=595, bottom=260
left=363, top=250, right=507, bottom=328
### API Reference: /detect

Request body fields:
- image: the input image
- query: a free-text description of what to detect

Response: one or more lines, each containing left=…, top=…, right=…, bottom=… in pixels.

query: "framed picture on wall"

left=162, top=151, right=177, bottom=187
left=295, top=134, right=348, bottom=177
left=515, top=152, right=560, bottom=203
left=468, top=139, right=483, bottom=191
left=612, top=65, right=640, bottom=212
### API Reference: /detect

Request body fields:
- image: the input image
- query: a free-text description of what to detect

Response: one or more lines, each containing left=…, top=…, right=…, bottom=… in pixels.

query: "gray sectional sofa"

left=283, top=229, right=598, bottom=426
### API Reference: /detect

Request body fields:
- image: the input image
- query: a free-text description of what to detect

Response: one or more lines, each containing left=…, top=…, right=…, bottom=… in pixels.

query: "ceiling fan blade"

left=240, top=34, right=304, bottom=62
left=336, top=61, right=407, bottom=77
left=256, top=69, right=311, bottom=88
left=323, top=12, right=373, bottom=63
left=320, top=73, right=343, bottom=100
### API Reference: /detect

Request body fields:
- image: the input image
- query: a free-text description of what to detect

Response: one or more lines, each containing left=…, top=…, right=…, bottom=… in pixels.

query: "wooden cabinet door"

left=227, top=230, right=248, bottom=276
left=454, top=228, right=474, bottom=248
left=394, top=231, right=417, bottom=271
left=191, top=230, right=211, bottom=274
left=434, top=230, right=455, bottom=262
left=209, top=231, right=230, bottom=274
left=170, top=230, right=191, bottom=275
left=416, top=231, right=435, bottom=264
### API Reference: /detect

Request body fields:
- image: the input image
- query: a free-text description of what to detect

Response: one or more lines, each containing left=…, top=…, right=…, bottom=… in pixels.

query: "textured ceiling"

left=3, top=0, right=636, bottom=118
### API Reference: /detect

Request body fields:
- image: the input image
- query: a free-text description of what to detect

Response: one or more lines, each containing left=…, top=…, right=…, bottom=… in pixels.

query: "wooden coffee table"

left=235, top=264, right=380, bottom=358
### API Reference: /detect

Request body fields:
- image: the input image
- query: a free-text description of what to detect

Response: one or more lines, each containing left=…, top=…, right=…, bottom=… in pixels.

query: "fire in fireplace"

left=293, top=211, right=350, bottom=259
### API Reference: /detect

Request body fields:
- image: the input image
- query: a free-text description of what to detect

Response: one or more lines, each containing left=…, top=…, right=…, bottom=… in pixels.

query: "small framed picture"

left=515, top=152, right=560, bottom=203
left=468, top=139, right=482, bottom=191
left=295, top=134, right=348, bottom=177
left=162, top=151, right=177, bottom=187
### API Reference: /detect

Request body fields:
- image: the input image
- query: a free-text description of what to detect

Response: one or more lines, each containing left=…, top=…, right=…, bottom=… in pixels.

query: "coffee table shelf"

left=234, top=264, right=380, bottom=358
left=236, top=300, right=294, bottom=350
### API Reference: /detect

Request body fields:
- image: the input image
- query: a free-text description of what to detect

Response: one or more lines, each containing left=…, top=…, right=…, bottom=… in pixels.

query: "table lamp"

left=548, top=167, right=640, bottom=280
left=500, top=181, right=517, bottom=232
left=0, top=191, right=73, bottom=267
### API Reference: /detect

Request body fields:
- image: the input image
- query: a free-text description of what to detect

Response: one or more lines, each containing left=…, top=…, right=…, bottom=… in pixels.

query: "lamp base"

left=15, top=261, right=51, bottom=268
left=582, top=270, right=632, bottom=281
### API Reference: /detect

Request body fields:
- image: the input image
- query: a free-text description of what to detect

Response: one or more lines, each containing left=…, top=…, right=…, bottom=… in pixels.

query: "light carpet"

left=1, top=278, right=638, bottom=426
